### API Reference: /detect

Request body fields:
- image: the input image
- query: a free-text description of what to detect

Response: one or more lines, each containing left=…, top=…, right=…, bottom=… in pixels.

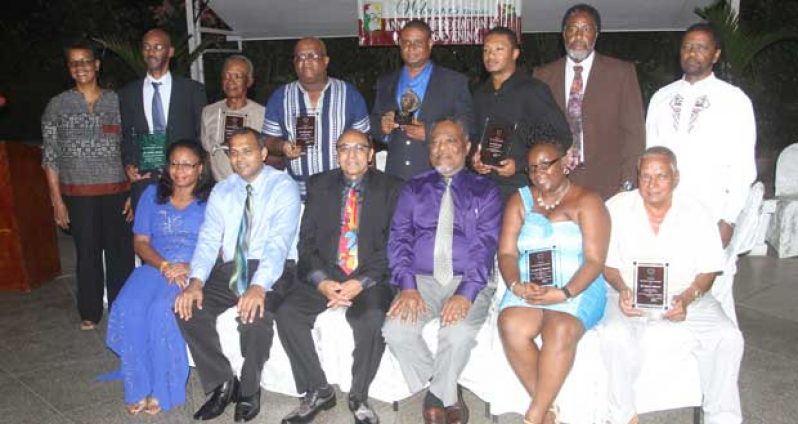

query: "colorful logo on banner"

left=358, top=0, right=521, bottom=46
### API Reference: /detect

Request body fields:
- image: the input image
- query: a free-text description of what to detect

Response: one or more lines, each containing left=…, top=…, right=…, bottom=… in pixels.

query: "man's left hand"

left=238, top=285, right=266, bottom=324
left=123, top=197, right=134, bottom=222
left=440, top=294, right=471, bottom=326
left=492, top=158, right=516, bottom=177
left=337, top=279, right=363, bottom=303
left=400, top=119, right=425, bottom=141
left=718, top=220, right=734, bottom=248
left=663, top=294, right=688, bottom=322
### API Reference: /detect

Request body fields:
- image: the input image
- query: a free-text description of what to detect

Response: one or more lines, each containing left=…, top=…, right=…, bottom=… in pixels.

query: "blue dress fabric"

left=499, top=186, right=606, bottom=330
left=103, top=185, right=206, bottom=410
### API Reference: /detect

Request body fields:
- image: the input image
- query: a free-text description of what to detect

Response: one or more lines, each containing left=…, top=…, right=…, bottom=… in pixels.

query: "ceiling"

left=206, top=0, right=732, bottom=42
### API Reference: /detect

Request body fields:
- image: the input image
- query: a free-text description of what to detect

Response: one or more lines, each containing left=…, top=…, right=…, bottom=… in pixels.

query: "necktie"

left=152, top=82, right=166, bottom=134
left=433, top=177, right=454, bottom=286
left=229, top=184, right=253, bottom=296
left=566, top=65, right=584, bottom=165
left=337, top=184, right=359, bottom=274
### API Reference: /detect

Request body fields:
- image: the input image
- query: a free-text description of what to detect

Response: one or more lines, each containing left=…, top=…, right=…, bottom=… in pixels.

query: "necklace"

left=536, top=180, right=571, bottom=211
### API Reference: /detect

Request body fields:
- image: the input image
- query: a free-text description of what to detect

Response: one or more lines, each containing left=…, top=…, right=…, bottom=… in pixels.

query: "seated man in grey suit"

left=276, top=130, right=402, bottom=424
left=370, top=20, right=474, bottom=180
left=383, top=118, right=501, bottom=424
left=174, top=128, right=300, bottom=422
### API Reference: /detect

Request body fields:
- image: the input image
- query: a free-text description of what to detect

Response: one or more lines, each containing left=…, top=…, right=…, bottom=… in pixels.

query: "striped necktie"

left=229, top=184, right=253, bottom=295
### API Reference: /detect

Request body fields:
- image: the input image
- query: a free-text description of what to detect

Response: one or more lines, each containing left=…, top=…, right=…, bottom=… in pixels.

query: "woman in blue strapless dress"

left=103, top=140, right=213, bottom=416
left=497, top=132, right=610, bottom=424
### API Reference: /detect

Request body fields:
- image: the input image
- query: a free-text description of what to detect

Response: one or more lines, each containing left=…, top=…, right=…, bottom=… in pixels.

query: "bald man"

left=119, top=28, right=207, bottom=207
left=263, top=37, right=370, bottom=198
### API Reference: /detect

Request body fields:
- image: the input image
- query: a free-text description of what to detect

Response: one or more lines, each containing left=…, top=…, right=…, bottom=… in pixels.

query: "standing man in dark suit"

left=119, top=28, right=207, bottom=207
left=370, top=20, right=474, bottom=180
left=276, top=129, right=402, bottom=424
left=471, top=26, right=571, bottom=202
left=534, top=4, right=645, bottom=199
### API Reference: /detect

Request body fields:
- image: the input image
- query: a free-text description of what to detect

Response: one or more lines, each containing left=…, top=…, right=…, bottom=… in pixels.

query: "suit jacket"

left=298, top=168, right=403, bottom=288
left=370, top=64, right=474, bottom=180
left=118, top=74, right=207, bottom=168
left=534, top=53, right=645, bottom=199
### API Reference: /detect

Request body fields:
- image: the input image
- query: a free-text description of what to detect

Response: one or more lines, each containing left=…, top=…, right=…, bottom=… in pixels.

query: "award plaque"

left=134, top=127, right=167, bottom=173
left=632, top=261, right=669, bottom=311
left=394, top=89, right=421, bottom=125
left=294, top=115, right=317, bottom=149
left=217, top=109, right=247, bottom=149
left=523, top=246, right=559, bottom=286
left=479, top=118, right=516, bottom=166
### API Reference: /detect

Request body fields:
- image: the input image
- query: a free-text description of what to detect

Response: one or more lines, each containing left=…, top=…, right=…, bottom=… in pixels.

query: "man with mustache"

left=534, top=3, right=645, bottom=200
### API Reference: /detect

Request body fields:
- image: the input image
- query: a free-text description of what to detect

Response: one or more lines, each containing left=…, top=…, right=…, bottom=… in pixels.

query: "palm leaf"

left=92, top=36, right=146, bottom=76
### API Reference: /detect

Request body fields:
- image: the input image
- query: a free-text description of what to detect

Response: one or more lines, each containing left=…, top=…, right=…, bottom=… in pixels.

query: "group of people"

left=41, top=3, right=755, bottom=424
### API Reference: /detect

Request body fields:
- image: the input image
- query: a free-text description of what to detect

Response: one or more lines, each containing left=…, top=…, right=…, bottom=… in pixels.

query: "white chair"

left=766, top=143, right=798, bottom=258
left=713, top=181, right=764, bottom=325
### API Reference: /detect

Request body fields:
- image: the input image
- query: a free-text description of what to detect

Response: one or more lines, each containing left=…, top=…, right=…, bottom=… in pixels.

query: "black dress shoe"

left=193, top=377, right=239, bottom=421
left=281, top=385, right=336, bottom=423
left=349, top=398, right=379, bottom=424
left=234, top=389, right=261, bottom=422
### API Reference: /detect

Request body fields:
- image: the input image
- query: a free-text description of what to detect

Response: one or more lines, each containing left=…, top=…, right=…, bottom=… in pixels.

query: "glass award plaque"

left=217, top=109, right=247, bottom=150
left=479, top=117, right=516, bottom=166
left=134, top=127, right=167, bottom=173
left=523, top=246, right=559, bottom=286
left=394, top=89, right=421, bottom=125
left=632, top=261, right=669, bottom=311
left=294, top=115, right=317, bottom=149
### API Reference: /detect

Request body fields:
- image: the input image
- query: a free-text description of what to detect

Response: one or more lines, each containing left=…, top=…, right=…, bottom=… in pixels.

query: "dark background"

left=1, top=0, right=796, bottom=186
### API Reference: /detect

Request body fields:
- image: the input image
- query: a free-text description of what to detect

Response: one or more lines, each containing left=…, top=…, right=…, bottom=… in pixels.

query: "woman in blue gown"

left=104, top=139, right=213, bottom=415
left=497, top=128, right=610, bottom=424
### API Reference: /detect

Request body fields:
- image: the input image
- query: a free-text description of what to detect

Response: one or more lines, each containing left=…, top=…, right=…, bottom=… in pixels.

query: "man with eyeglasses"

left=534, top=3, right=645, bottom=200
left=175, top=127, right=300, bottom=422
left=471, top=26, right=571, bottom=202
left=371, top=20, right=474, bottom=181
left=384, top=118, right=501, bottom=424
left=263, top=37, right=370, bottom=198
left=201, top=55, right=265, bottom=181
left=119, top=28, right=207, bottom=208
left=275, top=129, right=402, bottom=424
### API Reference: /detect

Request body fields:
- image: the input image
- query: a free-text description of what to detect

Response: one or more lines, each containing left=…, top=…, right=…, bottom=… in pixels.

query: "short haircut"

left=684, top=22, right=722, bottom=50
left=485, top=26, right=519, bottom=50
left=64, top=38, right=97, bottom=61
left=401, top=19, right=433, bottom=39
left=223, top=54, right=254, bottom=77
left=295, top=37, right=328, bottom=56
left=527, top=124, right=568, bottom=157
left=561, top=3, right=602, bottom=33
left=142, top=28, right=172, bottom=46
left=158, top=139, right=214, bottom=203
left=638, top=146, right=678, bottom=174
left=336, top=129, right=373, bottom=148
left=433, top=116, right=470, bottom=140
left=229, top=127, right=265, bottom=149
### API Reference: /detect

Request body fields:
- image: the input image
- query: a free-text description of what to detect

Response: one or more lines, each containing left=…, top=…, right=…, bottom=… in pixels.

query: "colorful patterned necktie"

left=151, top=82, right=166, bottom=134
left=338, top=184, right=359, bottom=274
left=229, top=184, right=253, bottom=296
left=433, top=177, right=454, bottom=286
left=566, top=65, right=584, bottom=165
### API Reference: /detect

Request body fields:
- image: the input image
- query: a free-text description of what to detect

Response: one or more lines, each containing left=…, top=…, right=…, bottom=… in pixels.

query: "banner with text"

left=358, top=0, right=521, bottom=46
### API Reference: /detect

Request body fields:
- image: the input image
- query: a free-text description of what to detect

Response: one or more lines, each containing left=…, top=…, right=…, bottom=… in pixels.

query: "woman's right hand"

left=52, top=199, right=70, bottom=229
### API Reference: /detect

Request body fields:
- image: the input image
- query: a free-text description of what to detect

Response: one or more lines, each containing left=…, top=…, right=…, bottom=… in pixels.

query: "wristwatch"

left=561, top=286, right=573, bottom=301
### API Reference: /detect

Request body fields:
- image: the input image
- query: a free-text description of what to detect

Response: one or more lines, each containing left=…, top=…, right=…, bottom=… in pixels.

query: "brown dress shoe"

left=422, top=405, right=447, bottom=424
left=445, top=387, right=470, bottom=424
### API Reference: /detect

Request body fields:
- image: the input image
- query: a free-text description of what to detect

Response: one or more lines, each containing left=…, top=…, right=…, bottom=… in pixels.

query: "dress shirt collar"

left=232, top=165, right=270, bottom=193
left=145, top=71, right=172, bottom=86
left=436, top=167, right=467, bottom=187
left=566, top=50, right=595, bottom=73
left=680, top=72, right=717, bottom=88
left=492, top=70, right=525, bottom=93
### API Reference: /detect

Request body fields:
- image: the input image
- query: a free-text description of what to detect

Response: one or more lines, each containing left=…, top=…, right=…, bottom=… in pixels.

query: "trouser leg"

left=599, top=293, right=642, bottom=424
left=64, top=195, right=104, bottom=323
left=99, top=192, right=134, bottom=308
left=347, top=283, right=393, bottom=401
left=686, top=297, right=743, bottom=424
left=275, top=282, right=327, bottom=394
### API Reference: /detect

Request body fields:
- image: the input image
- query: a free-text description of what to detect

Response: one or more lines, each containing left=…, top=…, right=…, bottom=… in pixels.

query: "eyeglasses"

left=142, top=44, right=168, bottom=52
left=564, top=24, right=597, bottom=36
left=294, top=52, right=324, bottom=62
left=399, top=39, right=428, bottom=49
left=681, top=43, right=713, bottom=54
left=336, top=144, right=371, bottom=155
left=68, top=58, right=95, bottom=68
left=526, top=157, right=562, bottom=173
left=169, top=162, right=200, bottom=171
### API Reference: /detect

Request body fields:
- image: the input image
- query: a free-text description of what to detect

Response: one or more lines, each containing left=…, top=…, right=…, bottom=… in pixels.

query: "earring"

left=563, top=168, right=570, bottom=175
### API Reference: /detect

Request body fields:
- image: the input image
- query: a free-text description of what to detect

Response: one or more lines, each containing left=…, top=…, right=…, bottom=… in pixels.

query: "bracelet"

left=561, top=286, right=573, bottom=300
left=159, top=261, right=170, bottom=273
left=508, top=281, right=520, bottom=294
